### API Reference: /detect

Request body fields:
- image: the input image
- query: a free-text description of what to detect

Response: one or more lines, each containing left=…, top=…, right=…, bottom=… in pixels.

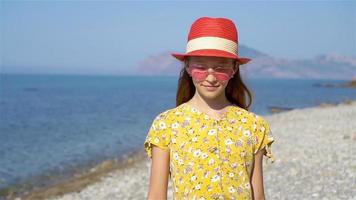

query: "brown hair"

left=175, top=59, right=253, bottom=111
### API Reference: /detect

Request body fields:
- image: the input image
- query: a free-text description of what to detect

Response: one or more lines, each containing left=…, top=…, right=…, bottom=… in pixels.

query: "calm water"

left=0, top=73, right=355, bottom=190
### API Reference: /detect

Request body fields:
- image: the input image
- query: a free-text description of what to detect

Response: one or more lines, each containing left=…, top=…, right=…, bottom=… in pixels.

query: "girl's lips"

left=202, top=85, right=219, bottom=91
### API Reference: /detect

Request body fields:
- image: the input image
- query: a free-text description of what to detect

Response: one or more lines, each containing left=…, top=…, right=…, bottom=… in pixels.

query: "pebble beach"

left=16, top=100, right=356, bottom=200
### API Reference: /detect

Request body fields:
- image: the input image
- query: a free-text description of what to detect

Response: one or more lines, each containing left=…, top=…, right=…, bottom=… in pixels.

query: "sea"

left=0, top=73, right=355, bottom=193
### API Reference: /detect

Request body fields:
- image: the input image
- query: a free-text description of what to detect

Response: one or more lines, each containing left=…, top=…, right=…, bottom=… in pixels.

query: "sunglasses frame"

left=185, top=60, right=237, bottom=82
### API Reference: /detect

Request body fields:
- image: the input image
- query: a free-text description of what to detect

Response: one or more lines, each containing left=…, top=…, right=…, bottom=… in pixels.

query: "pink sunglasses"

left=186, top=63, right=235, bottom=82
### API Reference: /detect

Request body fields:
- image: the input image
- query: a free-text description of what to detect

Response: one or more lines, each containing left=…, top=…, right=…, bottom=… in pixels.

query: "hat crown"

left=188, top=17, right=238, bottom=43
left=171, top=16, right=251, bottom=65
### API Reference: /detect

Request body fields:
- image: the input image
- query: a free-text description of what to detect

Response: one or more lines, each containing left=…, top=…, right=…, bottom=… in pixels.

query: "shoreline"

left=5, top=99, right=356, bottom=200
left=4, top=150, right=148, bottom=200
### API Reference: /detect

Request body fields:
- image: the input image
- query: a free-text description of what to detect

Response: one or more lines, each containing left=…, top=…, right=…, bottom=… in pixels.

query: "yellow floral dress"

left=144, top=102, right=275, bottom=200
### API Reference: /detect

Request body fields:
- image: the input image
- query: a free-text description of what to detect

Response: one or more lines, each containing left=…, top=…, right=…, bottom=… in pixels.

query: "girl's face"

left=185, top=56, right=237, bottom=99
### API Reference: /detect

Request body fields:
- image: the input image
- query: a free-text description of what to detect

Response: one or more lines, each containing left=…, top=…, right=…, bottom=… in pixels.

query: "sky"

left=1, top=0, right=355, bottom=75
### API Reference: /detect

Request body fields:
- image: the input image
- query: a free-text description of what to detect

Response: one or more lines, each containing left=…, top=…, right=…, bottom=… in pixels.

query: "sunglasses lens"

left=188, top=63, right=234, bottom=82
left=191, top=69, right=208, bottom=81
left=214, top=72, right=231, bottom=81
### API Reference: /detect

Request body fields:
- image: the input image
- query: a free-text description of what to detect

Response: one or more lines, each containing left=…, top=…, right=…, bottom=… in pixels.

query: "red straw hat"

left=171, top=17, right=251, bottom=65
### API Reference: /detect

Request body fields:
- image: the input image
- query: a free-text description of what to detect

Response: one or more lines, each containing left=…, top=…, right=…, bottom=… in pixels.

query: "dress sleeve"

left=253, top=116, right=276, bottom=163
left=144, top=111, right=171, bottom=159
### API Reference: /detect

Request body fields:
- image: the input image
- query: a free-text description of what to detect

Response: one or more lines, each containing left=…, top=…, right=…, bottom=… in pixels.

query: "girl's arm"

left=251, top=148, right=266, bottom=200
left=147, top=145, right=170, bottom=200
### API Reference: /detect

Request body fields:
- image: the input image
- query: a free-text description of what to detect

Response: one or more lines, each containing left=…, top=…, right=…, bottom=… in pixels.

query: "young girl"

left=144, top=16, right=275, bottom=200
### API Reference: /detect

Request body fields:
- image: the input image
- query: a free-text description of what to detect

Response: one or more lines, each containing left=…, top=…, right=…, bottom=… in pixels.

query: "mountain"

left=135, top=46, right=356, bottom=80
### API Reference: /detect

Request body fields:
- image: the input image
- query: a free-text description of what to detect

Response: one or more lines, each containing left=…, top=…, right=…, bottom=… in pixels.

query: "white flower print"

left=193, top=149, right=202, bottom=157
left=179, top=178, right=184, bottom=184
left=192, top=137, right=198, bottom=142
left=260, top=126, right=266, bottom=132
left=184, top=188, right=189, bottom=195
left=204, top=171, right=210, bottom=178
left=243, top=130, right=251, bottom=137
left=191, top=175, right=197, bottom=181
left=211, top=174, right=220, bottom=182
left=173, top=152, right=179, bottom=160
left=159, top=121, right=166, bottom=129
left=225, top=138, right=234, bottom=145
left=199, top=197, right=206, bottom=200
left=188, top=129, right=194, bottom=135
left=247, top=138, right=254, bottom=146
left=184, top=166, right=192, bottom=174
left=215, top=165, right=221, bottom=171
left=253, top=122, right=257, bottom=131
left=204, top=114, right=210, bottom=120
left=203, top=137, right=208, bottom=143
left=244, top=182, right=251, bottom=189
left=237, top=186, right=243, bottom=193
left=191, top=107, right=198, bottom=113
left=238, top=171, right=243, bottom=176
left=183, top=120, right=190, bottom=127
left=227, top=126, right=233, bottom=131
left=194, top=183, right=201, bottom=190
left=154, top=137, right=160, bottom=143
left=229, top=172, right=235, bottom=178
left=229, top=186, right=236, bottom=193
left=268, top=135, right=274, bottom=140
left=200, top=124, right=207, bottom=130
left=235, top=139, right=243, bottom=147
left=172, top=137, right=176, bottom=144
left=241, top=117, right=247, bottom=123
left=225, top=148, right=231, bottom=153
left=171, top=122, right=180, bottom=129
left=231, top=163, right=238, bottom=168
left=208, top=129, right=217, bottom=136
left=208, top=158, right=215, bottom=165
left=178, top=159, right=184, bottom=165
left=179, top=142, right=185, bottom=149
left=201, top=153, right=208, bottom=159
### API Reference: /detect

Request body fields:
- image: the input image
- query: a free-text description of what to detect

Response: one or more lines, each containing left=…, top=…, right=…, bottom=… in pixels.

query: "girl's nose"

left=206, top=68, right=217, bottom=82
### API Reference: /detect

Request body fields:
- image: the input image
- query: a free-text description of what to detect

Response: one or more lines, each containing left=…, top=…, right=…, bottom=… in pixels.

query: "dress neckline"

left=182, top=102, right=235, bottom=122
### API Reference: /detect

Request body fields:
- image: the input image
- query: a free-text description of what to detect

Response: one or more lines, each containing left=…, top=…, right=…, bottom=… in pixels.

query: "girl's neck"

left=187, top=93, right=232, bottom=112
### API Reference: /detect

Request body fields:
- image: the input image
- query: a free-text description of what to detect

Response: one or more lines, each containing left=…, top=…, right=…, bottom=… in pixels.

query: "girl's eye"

left=190, top=64, right=207, bottom=70
left=215, top=67, right=232, bottom=72
left=191, top=64, right=204, bottom=68
left=196, top=67, right=207, bottom=70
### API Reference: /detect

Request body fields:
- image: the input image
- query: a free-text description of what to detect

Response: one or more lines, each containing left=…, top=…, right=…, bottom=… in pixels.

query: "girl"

left=144, top=16, right=275, bottom=200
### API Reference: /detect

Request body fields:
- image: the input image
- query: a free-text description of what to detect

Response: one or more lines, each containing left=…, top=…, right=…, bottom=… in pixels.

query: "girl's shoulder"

left=152, top=108, right=174, bottom=120
left=230, top=105, right=269, bottom=124
left=151, top=105, right=181, bottom=121
left=151, top=103, right=190, bottom=122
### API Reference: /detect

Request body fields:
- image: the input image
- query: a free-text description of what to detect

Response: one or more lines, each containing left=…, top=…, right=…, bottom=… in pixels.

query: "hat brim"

left=171, top=49, right=251, bottom=65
